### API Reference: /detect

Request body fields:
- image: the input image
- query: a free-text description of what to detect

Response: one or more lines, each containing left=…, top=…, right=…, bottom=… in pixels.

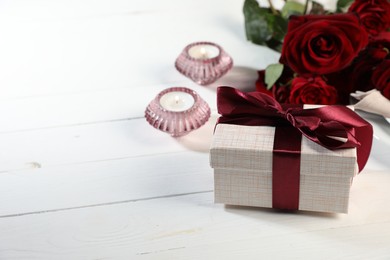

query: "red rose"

left=369, top=32, right=390, bottom=55
left=371, top=60, right=390, bottom=99
left=272, top=84, right=291, bottom=104
left=289, top=77, right=338, bottom=105
left=326, top=32, right=390, bottom=103
left=348, top=0, right=390, bottom=36
left=280, top=14, right=368, bottom=77
left=348, top=35, right=390, bottom=91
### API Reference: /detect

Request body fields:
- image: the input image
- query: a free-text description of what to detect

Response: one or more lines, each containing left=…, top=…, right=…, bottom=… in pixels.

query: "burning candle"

left=159, top=91, right=195, bottom=112
left=145, top=87, right=211, bottom=137
left=187, top=44, right=220, bottom=60
left=175, top=41, right=233, bottom=85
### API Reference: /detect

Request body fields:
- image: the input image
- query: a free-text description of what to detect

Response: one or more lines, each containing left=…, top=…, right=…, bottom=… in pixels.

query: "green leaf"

left=265, top=39, right=283, bottom=52
left=261, top=14, right=287, bottom=52
left=265, top=63, right=284, bottom=89
left=281, top=1, right=305, bottom=18
left=267, top=14, right=288, bottom=42
left=243, top=0, right=287, bottom=52
left=336, top=0, right=354, bottom=12
left=243, top=0, right=273, bottom=45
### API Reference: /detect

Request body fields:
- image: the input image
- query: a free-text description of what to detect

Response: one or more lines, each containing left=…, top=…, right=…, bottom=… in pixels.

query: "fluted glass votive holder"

left=145, top=87, right=211, bottom=137
left=175, top=42, right=233, bottom=85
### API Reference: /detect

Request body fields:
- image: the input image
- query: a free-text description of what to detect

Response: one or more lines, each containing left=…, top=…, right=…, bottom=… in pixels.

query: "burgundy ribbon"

left=216, top=87, right=373, bottom=210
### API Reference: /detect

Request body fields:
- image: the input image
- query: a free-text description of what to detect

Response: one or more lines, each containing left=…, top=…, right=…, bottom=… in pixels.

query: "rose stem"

left=268, top=0, right=278, bottom=15
left=303, top=0, right=310, bottom=14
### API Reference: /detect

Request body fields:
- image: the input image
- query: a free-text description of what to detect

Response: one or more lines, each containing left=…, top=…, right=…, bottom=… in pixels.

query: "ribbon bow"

left=217, top=87, right=373, bottom=172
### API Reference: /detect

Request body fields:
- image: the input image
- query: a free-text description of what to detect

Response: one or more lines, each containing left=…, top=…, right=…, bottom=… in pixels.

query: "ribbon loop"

left=217, top=86, right=373, bottom=172
left=285, top=111, right=296, bottom=127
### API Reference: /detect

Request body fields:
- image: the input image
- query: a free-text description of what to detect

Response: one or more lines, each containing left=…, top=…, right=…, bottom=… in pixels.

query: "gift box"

left=209, top=87, right=373, bottom=214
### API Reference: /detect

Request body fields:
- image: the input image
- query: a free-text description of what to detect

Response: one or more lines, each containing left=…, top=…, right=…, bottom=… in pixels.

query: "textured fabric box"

left=209, top=123, right=359, bottom=213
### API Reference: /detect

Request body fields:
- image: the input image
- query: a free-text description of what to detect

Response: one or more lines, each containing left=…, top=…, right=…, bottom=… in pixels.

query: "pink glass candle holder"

left=145, top=87, right=211, bottom=137
left=175, top=42, right=233, bottom=85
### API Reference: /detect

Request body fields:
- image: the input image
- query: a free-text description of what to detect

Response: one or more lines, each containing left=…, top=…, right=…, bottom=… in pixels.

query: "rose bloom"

left=326, top=31, right=390, bottom=103
left=348, top=0, right=390, bottom=36
left=280, top=13, right=368, bottom=77
left=347, top=33, right=390, bottom=91
left=273, top=84, right=291, bottom=104
left=289, top=77, right=338, bottom=105
left=368, top=32, right=390, bottom=56
left=371, top=60, right=390, bottom=99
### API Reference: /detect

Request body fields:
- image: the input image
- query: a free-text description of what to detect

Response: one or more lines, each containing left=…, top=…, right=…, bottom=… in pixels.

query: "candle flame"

left=200, top=47, right=207, bottom=58
left=174, top=95, right=180, bottom=104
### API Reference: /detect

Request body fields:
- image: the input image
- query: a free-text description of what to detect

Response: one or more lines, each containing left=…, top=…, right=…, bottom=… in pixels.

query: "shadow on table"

left=358, top=111, right=390, bottom=170
left=164, top=65, right=258, bottom=93
left=175, top=114, right=218, bottom=153
left=207, top=66, right=258, bottom=92
left=224, top=204, right=340, bottom=220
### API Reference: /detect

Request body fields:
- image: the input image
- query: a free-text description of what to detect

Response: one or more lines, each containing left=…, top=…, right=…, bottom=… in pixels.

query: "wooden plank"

left=0, top=83, right=220, bottom=133
left=0, top=151, right=213, bottom=217
left=0, top=116, right=218, bottom=172
left=0, top=170, right=389, bottom=259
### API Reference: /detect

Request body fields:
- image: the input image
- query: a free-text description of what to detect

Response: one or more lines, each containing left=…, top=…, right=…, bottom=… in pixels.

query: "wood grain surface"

left=0, top=0, right=389, bottom=259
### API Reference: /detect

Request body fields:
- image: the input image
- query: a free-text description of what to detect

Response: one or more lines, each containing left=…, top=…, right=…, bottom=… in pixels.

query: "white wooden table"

left=1, top=0, right=390, bottom=259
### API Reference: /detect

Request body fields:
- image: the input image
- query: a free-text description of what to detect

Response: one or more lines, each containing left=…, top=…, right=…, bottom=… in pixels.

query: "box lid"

left=210, top=123, right=358, bottom=178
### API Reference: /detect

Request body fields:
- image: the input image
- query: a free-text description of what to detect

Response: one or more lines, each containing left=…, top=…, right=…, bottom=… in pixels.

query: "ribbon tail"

left=355, top=123, right=373, bottom=172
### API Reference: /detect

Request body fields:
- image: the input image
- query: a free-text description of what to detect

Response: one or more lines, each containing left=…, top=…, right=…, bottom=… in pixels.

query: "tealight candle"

left=188, top=44, right=220, bottom=60
left=175, top=41, right=233, bottom=85
left=145, top=87, right=211, bottom=137
left=159, top=91, right=195, bottom=112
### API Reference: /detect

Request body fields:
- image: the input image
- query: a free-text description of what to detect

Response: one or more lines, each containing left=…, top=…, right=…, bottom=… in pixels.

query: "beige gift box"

left=210, top=123, right=359, bottom=213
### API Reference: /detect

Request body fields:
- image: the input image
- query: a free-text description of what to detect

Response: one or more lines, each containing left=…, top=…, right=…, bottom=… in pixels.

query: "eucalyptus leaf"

left=243, top=0, right=273, bottom=45
left=281, top=1, right=305, bottom=18
left=265, top=63, right=284, bottom=89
